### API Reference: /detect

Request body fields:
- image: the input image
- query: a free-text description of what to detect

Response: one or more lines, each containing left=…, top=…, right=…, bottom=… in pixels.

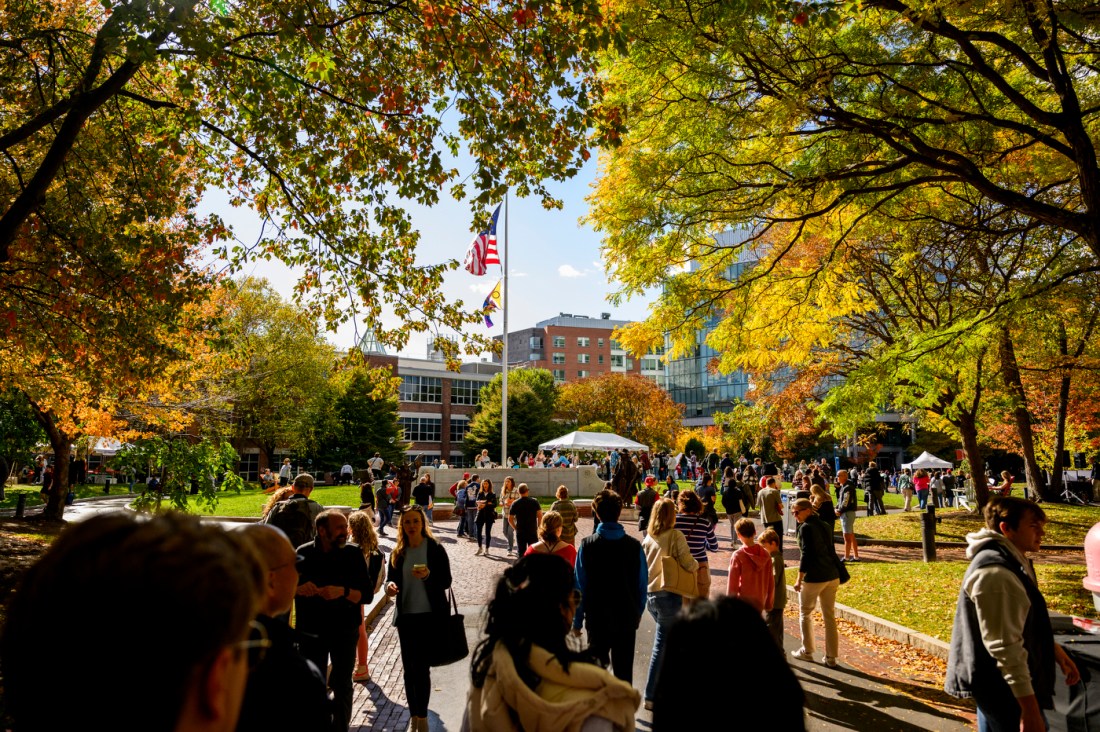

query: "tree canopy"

left=557, top=372, right=682, bottom=451
left=2, top=0, right=616, bottom=360
left=463, top=368, right=559, bottom=461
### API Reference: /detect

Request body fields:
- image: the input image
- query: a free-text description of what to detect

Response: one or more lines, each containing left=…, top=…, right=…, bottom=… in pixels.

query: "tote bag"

left=660, top=555, right=699, bottom=597
left=428, top=588, right=469, bottom=667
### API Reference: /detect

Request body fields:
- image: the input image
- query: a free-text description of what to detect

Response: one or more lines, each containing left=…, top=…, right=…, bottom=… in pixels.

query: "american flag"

left=463, top=204, right=501, bottom=276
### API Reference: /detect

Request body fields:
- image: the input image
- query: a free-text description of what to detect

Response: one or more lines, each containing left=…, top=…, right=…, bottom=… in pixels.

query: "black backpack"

left=263, top=498, right=316, bottom=549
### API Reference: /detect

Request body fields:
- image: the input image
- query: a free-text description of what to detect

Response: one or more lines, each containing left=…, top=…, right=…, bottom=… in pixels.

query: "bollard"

left=15, top=492, right=27, bottom=519
left=920, top=503, right=937, bottom=562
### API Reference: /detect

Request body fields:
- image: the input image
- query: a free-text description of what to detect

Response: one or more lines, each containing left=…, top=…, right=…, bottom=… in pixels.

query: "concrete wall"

left=418, top=466, right=604, bottom=497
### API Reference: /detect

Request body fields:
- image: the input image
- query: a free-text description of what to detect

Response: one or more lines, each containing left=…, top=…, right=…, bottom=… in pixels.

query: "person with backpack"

left=261, top=473, right=324, bottom=549
left=720, top=467, right=747, bottom=547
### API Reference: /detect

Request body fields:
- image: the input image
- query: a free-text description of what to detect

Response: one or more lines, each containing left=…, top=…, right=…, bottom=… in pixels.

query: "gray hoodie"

left=959, top=528, right=1037, bottom=698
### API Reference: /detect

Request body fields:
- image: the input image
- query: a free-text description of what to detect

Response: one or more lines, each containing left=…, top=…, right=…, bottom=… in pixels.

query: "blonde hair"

left=647, top=498, right=677, bottom=537
left=810, top=484, right=830, bottom=506
left=538, top=511, right=563, bottom=544
left=391, top=505, right=436, bottom=566
left=556, top=484, right=569, bottom=500
left=348, top=510, right=379, bottom=555
left=261, top=487, right=294, bottom=518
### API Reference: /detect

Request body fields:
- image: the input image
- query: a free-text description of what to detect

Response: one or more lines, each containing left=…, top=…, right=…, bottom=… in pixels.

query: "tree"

left=219, top=278, right=338, bottom=467
left=463, top=369, right=559, bottom=461
left=116, top=436, right=242, bottom=514
left=313, top=366, right=406, bottom=470
left=578, top=421, right=615, bottom=433
left=591, top=0, right=1100, bottom=290
left=2, top=0, right=615, bottom=360
left=556, top=373, right=682, bottom=451
left=0, top=390, right=45, bottom=488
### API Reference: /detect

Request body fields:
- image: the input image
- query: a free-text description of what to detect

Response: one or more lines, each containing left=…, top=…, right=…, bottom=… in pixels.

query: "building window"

left=577, top=337, right=590, bottom=348
left=449, top=417, right=470, bottom=443
left=450, top=379, right=482, bottom=405
left=598, top=354, right=604, bottom=365
left=577, top=370, right=589, bottom=378
left=610, top=354, right=625, bottom=368
left=577, top=353, right=590, bottom=364
left=610, top=339, right=622, bottom=351
left=529, top=336, right=543, bottom=349
left=552, top=352, right=565, bottom=364
left=399, top=376, right=442, bottom=403
left=626, top=359, right=634, bottom=369
left=237, top=453, right=259, bottom=482
left=641, top=356, right=660, bottom=371
left=598, top=338, right=604, bottom=348
left=400, top=417, right=442, bottom=442
left=552, top=369, right=566, bottom=383
left=553, top=335, right=565, bottom=348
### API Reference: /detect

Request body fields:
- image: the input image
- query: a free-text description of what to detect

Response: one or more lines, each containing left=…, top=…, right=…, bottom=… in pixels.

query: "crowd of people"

left=3, top=448, right=1084, bottom=732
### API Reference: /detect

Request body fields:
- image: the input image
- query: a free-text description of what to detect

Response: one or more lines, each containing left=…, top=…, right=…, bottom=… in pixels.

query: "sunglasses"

left=231, top=620, right=272, bottom=670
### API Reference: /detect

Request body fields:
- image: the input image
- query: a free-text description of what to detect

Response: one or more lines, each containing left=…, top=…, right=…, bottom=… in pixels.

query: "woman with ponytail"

left=463, top=554, right=640, bottom=731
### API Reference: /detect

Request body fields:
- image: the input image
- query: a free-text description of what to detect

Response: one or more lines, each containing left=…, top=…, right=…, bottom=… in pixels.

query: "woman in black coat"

left=385, top=505, right=452, bottom=732
left=474, top=478, right=498, bottom=556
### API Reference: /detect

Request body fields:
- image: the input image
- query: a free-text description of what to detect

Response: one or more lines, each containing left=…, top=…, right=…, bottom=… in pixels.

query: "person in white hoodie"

left=945, top=497, right=1080, bottom=732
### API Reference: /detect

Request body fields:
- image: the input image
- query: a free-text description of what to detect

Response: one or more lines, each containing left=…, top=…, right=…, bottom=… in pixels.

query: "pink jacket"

left=727, top=543, right=776, bottom=612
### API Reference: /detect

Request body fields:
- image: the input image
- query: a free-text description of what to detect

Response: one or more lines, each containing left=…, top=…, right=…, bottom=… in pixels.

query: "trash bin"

left=782, top=490, right=800, bottom=537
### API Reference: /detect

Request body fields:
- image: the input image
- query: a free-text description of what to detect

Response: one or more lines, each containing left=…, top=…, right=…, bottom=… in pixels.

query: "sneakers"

left=790, top=648, right=815, bottom=662
left=475, top=547, right=483, bottom=556
left=824, top=657, right=839, bottom=669
left=353, top=665, right=371, bottom=682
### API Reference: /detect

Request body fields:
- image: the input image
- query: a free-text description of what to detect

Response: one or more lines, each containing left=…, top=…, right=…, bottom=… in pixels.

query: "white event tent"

left=901, top=451, right=953, bottom=470
left=539, top=431, right=648, bottom=453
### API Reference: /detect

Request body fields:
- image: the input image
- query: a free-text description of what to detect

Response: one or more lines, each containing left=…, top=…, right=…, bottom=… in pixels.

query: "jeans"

left=456, top=509, right=467, bottom=537
left=464, top=508, right=477, bottom=537
left=798, top=577, right=840, bottom=661
left=477, top=520, right=493, bottom=549
left=300, top=627, right=358, bottom=732
left=397, top=613, right=434, bottom=717
left=644, top=591, right=682, bottom=701
left=502, top=515, right=515, bottom=551
left=917, top=489, right=929, bottom=509
left=973, top=684, right=1038, bottom=732
left=869, top=492, right=885, bottom=515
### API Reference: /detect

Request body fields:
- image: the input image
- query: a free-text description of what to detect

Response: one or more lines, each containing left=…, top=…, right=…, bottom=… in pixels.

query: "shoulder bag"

left=428, top=588, right=469, bottom=667
left=660, top=526, right=699, bottom=597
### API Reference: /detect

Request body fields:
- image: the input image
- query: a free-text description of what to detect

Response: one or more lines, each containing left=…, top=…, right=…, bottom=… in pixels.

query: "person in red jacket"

left=726, top=517, right=775, bottom=613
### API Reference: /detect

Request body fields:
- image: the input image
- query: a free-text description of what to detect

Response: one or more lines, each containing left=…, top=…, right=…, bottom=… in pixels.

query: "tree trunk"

left=1050, top=321, right=1071, bottom=497
left=956, top=413, right=989, bottom=510
left=28, top=402, right=71, bottom=521
left=999, top=328, right=1047, bottom=500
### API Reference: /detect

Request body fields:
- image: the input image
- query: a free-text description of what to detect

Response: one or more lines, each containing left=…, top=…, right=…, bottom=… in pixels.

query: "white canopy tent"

left=539, top=431, right=649, bottom=453
left=89, top=437, right=129, bottom=457
left=902, top=451, right=953, bottom=470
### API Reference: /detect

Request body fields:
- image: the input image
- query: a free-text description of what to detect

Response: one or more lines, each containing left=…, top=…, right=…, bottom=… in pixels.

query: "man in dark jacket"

left=236, top=525, right=329, bottom=732
left=861, top=463, right=886, bottom=516
left=945, top=498, right=1079, bottom=731
left=636, top=476, right=659, bottom=532
left=571, top=490, right=647, bottom=684
left=296, top=511, right=372, bottom=732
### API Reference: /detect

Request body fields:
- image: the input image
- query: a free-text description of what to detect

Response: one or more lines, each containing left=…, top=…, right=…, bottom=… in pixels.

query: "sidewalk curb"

left=833, top=537, right=1084, bottom=552
left=788, top=584, right=950, bottom=660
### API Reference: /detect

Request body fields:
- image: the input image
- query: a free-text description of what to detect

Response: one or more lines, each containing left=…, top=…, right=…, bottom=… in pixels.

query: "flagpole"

left=501, top=192, right=509, bottom=467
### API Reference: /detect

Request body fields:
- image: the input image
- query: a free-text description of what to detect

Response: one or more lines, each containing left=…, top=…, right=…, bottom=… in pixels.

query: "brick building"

left=363, top=353, right=501, bottom=468
left=493, top=312, right=665, bottom=387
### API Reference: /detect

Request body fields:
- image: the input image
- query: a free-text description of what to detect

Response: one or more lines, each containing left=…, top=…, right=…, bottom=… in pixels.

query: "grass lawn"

left=852, top=502, right=1100, bottom=545
left=787, top=560, right=1095, bottom=642
left=0, top=483, right=140, bottom=512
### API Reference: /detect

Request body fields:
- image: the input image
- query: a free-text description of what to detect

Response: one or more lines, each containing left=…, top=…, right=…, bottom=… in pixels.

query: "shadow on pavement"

left=800, top=664, right=973, bottom=730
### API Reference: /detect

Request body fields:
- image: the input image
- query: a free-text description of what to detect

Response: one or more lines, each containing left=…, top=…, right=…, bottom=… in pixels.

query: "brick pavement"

left=348, top=512, right=973, bottom=731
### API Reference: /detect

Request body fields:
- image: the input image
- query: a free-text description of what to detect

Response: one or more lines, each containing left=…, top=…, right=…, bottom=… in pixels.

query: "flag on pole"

left=482, top=278, right=502, bottom=328
left=463, top=204, right=502, bottom=276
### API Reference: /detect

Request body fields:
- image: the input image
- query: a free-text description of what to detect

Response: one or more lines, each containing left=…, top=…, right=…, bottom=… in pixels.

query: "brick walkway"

left=348, top=514, right=973, bottom=731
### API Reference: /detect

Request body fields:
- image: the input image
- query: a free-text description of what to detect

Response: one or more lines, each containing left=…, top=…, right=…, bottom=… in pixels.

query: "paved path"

left=349, top=515, right=976, bottom=731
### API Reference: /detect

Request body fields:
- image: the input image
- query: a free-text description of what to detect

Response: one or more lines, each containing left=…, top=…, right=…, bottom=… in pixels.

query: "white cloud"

left=558, top=264, right=585, bottom=278
left=591, top=260, right=603, bottom=270
left=469, top=282, right=495, bottom=295
left=511, top=271, right=528, bottom=277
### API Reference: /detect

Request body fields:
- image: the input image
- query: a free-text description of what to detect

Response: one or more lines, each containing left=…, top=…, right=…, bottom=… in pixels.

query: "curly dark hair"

left=470, top=554, right=594, bottom=690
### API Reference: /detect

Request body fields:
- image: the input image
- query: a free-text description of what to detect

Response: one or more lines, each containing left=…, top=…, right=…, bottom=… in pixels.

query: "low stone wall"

left=418, top=466, right=605, bottom=498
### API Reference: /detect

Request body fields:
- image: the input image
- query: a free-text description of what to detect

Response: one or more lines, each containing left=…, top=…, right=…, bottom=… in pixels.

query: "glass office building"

left=665, top=229, right=758, bottom=427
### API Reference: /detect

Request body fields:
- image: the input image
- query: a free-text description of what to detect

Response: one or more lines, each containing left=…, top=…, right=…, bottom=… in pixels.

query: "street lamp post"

left=833, top=443, right=840, bottom=476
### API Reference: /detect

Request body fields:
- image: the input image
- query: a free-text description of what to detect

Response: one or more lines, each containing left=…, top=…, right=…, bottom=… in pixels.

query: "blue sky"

left=207, top=157, right=655, bottom=359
